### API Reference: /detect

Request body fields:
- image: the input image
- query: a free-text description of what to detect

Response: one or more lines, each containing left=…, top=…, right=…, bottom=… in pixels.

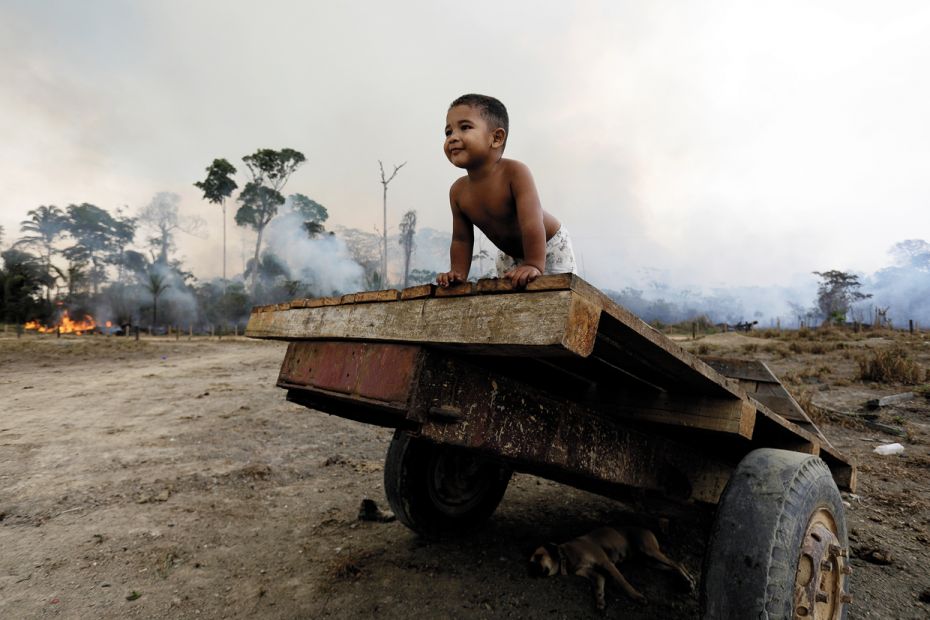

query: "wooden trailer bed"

left=246, top=273, right=855, bottom=497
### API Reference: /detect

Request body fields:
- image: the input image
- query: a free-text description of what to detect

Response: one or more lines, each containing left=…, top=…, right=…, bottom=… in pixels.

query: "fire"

left=24, top=311, right=97, bottom=335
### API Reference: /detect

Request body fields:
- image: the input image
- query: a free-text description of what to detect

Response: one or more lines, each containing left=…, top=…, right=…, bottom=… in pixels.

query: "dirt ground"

left=1, top=330, right=929, bottom=619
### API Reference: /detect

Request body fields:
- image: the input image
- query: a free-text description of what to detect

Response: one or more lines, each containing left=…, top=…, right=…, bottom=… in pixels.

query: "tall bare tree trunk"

left=378, top=160, right=406, bottom=289
left=222, top=200, right=227, bottom=295
left=251, top=227, right=264, bottom=298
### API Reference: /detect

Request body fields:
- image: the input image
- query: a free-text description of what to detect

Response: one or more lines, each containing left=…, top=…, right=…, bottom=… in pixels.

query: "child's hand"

left=436, top=270, right=466, bottom=288
left=503, top=264, right=541, bottom=288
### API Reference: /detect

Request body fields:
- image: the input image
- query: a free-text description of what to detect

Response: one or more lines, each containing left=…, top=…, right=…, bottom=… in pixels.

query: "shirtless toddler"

left=437, top=94, right=576, bottom=288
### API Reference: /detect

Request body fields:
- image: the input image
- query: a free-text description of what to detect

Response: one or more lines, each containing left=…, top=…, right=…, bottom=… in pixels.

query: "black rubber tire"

left=701, top=448, right=849, bottom=620
left=383, top=430, right=512, bottom=539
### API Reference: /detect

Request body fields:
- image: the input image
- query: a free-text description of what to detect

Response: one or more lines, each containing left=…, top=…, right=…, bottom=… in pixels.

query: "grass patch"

left=857, top=346, right=928, bottom=384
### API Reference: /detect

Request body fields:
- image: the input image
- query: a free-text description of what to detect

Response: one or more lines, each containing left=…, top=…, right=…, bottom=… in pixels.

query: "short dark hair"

left=450, top=94, right=509, bottom=142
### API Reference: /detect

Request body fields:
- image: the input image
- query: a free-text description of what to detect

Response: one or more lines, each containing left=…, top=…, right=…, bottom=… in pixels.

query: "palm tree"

left=15, top=205, right=65, bottom=305
left=144, top=271, right=170, bottom=329
left=195, top=159, right=238, bottom=294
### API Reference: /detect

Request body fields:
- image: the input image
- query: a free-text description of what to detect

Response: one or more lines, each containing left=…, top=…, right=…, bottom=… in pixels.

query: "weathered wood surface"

left=247, top=274, right=742, bottom=397
left=248, top=274, right=855, bottom=481
left=700, top=357, right=830, bottom=443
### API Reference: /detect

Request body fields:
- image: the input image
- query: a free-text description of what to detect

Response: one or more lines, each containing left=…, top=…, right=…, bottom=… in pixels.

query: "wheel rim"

left=794, top=508, right=850, bottom=619
left=426, top=449, right=496, bottom=517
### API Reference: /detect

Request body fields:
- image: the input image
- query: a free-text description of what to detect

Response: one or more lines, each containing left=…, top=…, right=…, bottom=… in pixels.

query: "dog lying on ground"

left=528, top=526, right=695, bottom=610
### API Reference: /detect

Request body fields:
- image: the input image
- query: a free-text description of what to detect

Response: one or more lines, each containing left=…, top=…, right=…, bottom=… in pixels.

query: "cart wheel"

left=383, top=430, right=512, bottom=539
left=701, top=448, right=850, bottom=620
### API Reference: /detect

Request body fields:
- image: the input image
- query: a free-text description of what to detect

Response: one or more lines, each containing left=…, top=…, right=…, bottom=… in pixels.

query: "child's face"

left=444, top=105, right=502, bottom=169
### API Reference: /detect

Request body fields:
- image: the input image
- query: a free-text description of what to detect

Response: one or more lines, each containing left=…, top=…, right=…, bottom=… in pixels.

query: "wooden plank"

left=400, top=284, right=435, bottom=300
left=608, top=394, right=756, bottom=438
left=340, top=293, right=358, bottom=304
left=354, top=289, right=401, bottom=303
left=246, top=290, right=598, bottom=357
left=434, top=282, right=476, bottom=297
left=307, top=296, right=342, bottom=308
left=475, top=273, right=574, bottom=294
left=593, top=316, right=743, bottom=398
left=701, top=357, right=783, bottom=383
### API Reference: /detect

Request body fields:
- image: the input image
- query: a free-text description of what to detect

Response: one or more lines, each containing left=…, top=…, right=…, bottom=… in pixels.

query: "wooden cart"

left=247, top=274, right=855, bottom=619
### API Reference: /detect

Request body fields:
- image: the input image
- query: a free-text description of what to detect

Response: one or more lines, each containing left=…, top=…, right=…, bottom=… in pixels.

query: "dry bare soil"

left=1, top=330, right=929, bottom=619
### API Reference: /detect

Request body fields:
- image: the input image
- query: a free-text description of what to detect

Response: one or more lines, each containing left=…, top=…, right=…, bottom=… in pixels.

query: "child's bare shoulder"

left=449, top=175, right=469, bottom=198
left=499, top=158, right=533, bottom=179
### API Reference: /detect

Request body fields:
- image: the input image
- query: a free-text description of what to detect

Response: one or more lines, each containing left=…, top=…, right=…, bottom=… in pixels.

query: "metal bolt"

left=828, top=544, right=842, bottom=556
left=821, top=560, right=833, bottom=572
left=840, top=592, right=853, bottom=604
left=816, top=592, right=830, bottom=603
left=841, top=564, right=853, bottom=575
left=796, top=604, right=810, bottom=616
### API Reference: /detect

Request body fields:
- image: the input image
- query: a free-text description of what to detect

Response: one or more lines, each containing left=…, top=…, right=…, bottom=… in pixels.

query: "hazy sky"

left=2, top=0, right=929, bottom=291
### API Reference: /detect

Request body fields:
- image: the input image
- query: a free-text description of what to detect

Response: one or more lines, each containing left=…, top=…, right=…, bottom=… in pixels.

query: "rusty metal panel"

left=278, top=341, right=422, bottom=405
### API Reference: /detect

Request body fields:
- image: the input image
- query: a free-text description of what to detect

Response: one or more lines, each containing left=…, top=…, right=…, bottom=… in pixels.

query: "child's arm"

left=505, top=162, right=546, bottom=287
left=437, top=189, right=474, bottom=287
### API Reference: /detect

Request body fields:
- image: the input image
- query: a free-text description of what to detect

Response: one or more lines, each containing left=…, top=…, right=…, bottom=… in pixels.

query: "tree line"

left=0, top=148, right=423, bottom=330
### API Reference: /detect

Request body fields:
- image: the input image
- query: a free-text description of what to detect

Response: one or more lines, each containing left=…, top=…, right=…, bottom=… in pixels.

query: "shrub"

left=857, top=346, right=926, bottom=384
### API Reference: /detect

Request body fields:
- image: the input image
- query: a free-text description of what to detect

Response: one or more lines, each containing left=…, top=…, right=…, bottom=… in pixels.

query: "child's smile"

left=444, top=104, right=496, bottom=169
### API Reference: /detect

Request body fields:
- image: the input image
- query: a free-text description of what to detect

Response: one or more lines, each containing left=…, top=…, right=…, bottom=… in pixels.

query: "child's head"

left=448, top=94, right=509, bottom=150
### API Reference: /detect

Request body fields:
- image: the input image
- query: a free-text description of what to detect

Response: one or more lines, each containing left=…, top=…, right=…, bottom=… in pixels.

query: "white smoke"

left=263, top=210, right=365, bottom=297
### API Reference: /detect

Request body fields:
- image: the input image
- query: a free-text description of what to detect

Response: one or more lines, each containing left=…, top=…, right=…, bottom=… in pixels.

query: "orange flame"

left=24, top=311, right=97, bottom=334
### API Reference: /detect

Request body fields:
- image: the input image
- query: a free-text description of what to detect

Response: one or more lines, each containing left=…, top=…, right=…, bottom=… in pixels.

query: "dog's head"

left=527, top=543, right=560, bottom=578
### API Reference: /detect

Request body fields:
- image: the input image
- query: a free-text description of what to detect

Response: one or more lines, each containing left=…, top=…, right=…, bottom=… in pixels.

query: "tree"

left=144, top=270, right=170, bottom=328
left=236, top=148, right=306, bottom=295
left=108, top=206, right=137, bottom=286
left=288, top=193, right=329, bottom=238
left=378, top=160, right=406, bottom=287
left=195, top=159, right=238, bottom=293
left=15, top=205, right=66, bottom=306
left=61, top=204, right=134, bottom=295
left=813, top=270, right=872, bottom=324
left=0, top=248, right=46, bottom=323
left=138, top=192, right=203, bottom=266
left=398, top=209, right=417, bottom=288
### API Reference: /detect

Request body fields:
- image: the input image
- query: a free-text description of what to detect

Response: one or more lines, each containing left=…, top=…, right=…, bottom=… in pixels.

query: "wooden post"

left=910, top=319, right=914, bottom=334
left=691, top=322, right=696, bottom=340
left=776, top=318, right=781, bottom=333
left=134, top=326, right=140, bottom=341
left=57, top=326, right=61, bottom=339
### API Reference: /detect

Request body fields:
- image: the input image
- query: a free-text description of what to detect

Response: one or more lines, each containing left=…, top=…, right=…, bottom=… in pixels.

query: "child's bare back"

left=438, top=94, right=576, bottom=288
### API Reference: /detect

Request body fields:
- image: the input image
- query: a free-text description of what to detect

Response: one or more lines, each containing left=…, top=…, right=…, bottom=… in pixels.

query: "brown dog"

left=528, top=526, right=695, bottom=610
